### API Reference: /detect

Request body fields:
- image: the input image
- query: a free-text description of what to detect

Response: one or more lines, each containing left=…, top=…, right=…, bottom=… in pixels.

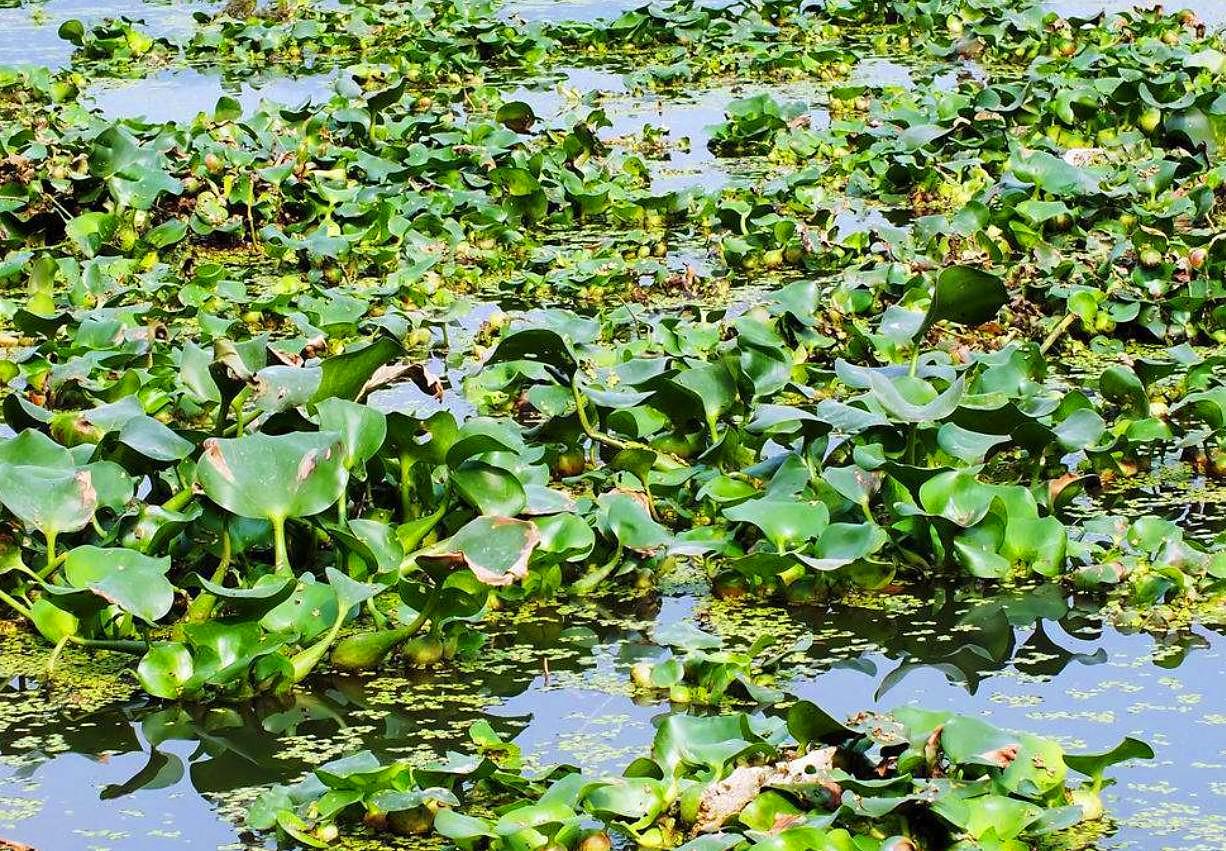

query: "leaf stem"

left=35, top=550, right=68, bottom=581
left=398, top=499, right=449, bottom=563
left=69, top=636, right=147, bottom=655
left=46, top=635, right=70, bottom=678
left=271, top=515, right=290, bottom=574
left=573, top=544, right=624, bottom=595
left=290, top=614, right=347, bottom=683
left=0, top=586, right=33, bottom=620
left=184, top=525, right=231, bottom=625
left=365, top=598, right=388, bottom=630
left=399, top=590, right=439, bottom=636
left=570, top=380, right=687, bottom=470
left=399, top=452, right=416, bottom=521
left=162, top=487, right=195, bottom=513
left=43, top=531, right=58, bottom=577
left=1040, top=311, right=1078, bottom=354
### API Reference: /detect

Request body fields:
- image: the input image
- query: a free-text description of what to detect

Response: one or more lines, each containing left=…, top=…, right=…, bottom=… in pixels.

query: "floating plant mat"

left=6, top=0, right=1226, bottom=847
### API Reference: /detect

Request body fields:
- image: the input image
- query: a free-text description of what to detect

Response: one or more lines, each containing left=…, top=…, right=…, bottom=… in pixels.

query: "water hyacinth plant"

left=1, top=0, right=1225, bottom=844
left=249, top=699, right=1153, bottom=848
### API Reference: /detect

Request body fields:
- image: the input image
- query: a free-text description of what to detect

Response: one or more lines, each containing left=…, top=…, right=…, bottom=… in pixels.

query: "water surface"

left=0, top=585, right=1222, bottom=849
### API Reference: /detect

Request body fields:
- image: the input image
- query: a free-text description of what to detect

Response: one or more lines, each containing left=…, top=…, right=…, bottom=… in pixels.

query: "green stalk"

left=335, top=497, right=350, bottom=571
left=644, top=485, right=658, bottom=520
left=398, top=500, right=449, bottom=567
left=70, top=636, right=147, bottom=654
left=333, top=592, right=440, bottom=674
left=573, top=544, right=624, bottom=595
left=778, top=563, right=805, bottom=585
left=294, top=586, right=416, bottom=684
left=162, top=487, right=195, bottom=513
left=36, top=548, right=67, bottom=581
left=896, top=545, right=933, bottom=572
left=290, top=611, right=348, bottom=683
left=398, top=592, right=438, bottom=636
left=216, top=385, right=250, bottom=437
left=184, top=526, right=231, bottom=626
left=0, top=588, right=144, bottom=655
left=364, top=597, right=388, bottom=630
left=400, top=452, right=416, bottom=520
left=217, top=386, right=252, bottom=437
left=0, top=586, right=33, bottom=620
left=571, top=380, right=687, bottom=470
left=46, top=635, right=70, bottom=678
left=1039, top=311, right=1079, bottom=354
left=271, top=515, right=290, bottom=574
left=43, top=530, right=58, bottom=577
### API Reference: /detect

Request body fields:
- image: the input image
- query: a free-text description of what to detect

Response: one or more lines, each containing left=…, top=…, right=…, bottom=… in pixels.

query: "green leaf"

left=325, top=566, right=383, bottom=612
left=786, top=699, right=856, bottom=746
left=137, top=643, right=195, bottom=699
left=938, top=715, right=1067, bottom=798
left=822, top=465, right=883, bottom=505
left=1053, top=409, right=1106, bottom=452
left=196, top=431, right=348, bottom=522
left=919, top=470, right=996, bottom=528
left=0, top=465, right=99, bottom=538
left=919, top=266, right=1008, bottom=337
left=597, top=492, right=672, bottom=554
left=65, top=211, right=117, bottom=257
left=937, top=423, right=1009, bottom=463
left=532, top=513, right=595, bottom=562
left=317, top=398, right=387, bottom=473
left=1009, top=149, right=1101, bottom=198
left=62, top=545, right=174, bottom=623
left=452, top=461, right=528, bottom=517
left=654, top=621, right=722, bottom=651
left=1099, top=366, right=1148, bottom=418
left=485, top=328, right=577, bottom=376
left=868, top=373, right=965, bottom=423
left=30, top=597, right=80, bottom=643
left=667, top=364, right=738, bottom=432
left=1064, top=737, right=1154, bottom=782
left=88, top=126, right=182, bottom=210
left=724, top=498, right=829, bottom=551
left=492, top=167, right=541, bottom=197
left=117, top=416, right=194, bottom=462
left=196, top=573, right=296, bottom=618
left=419, top=516, right=540, bottom=586
left=312, top=336, right=404, bottom=403
left=496, top=100, right=537, bottom=133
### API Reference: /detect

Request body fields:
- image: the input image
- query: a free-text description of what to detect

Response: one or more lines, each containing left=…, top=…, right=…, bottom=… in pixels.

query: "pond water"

left=3, top=0, right=1226, bottom=848
left=0, top=583, right=1223, bottom=848
left=86, top=68, right=341, bottom=124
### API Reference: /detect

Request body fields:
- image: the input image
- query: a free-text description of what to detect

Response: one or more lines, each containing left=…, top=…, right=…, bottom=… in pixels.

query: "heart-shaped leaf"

left=61, top=545, right=174, bottom=623
left=419, top=516, right=540, bottom=586
left=196, top=431, right=348, bottom=522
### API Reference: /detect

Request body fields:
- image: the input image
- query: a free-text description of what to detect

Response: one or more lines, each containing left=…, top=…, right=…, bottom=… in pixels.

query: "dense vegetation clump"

left=0, top=0, right=1222, bottom=845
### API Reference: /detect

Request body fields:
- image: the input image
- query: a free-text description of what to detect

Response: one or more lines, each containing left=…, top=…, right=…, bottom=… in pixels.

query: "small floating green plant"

left=250, top=698, right=1153, bottom=849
